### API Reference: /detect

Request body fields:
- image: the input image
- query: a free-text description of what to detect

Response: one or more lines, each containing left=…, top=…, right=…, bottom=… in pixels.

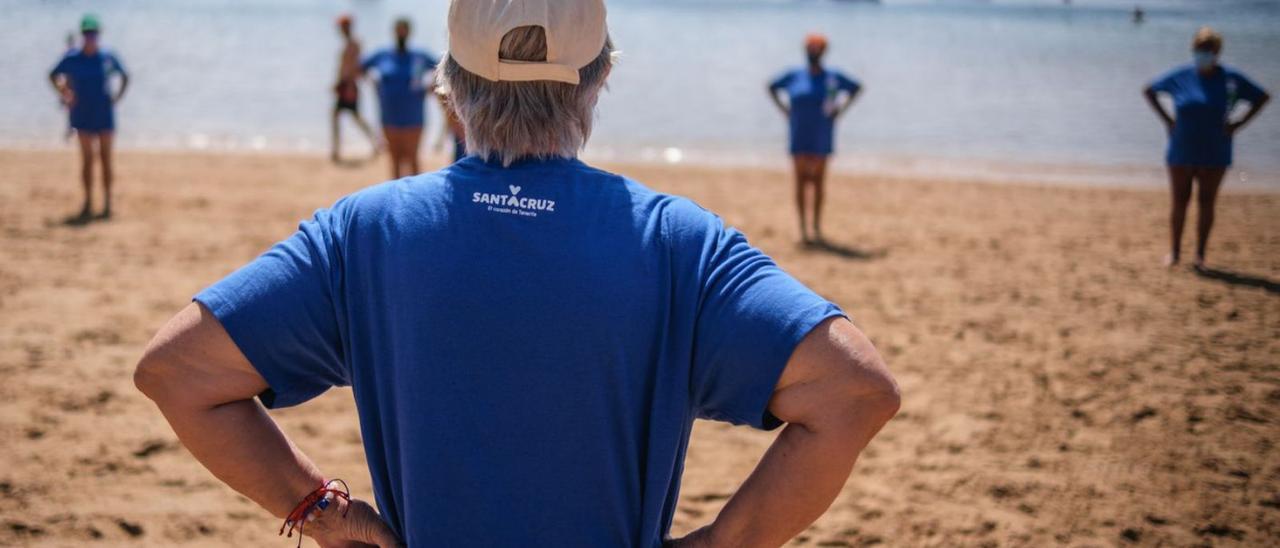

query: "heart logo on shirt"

left=509, top=185, right=522, bottom=196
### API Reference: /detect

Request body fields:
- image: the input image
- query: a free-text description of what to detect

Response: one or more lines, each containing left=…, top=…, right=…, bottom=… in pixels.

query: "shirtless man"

left=331, top=14, right=377, bottom=163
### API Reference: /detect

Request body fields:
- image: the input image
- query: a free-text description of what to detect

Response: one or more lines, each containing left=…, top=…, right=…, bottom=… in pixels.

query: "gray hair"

left=438, top=26, right=614, bottom=166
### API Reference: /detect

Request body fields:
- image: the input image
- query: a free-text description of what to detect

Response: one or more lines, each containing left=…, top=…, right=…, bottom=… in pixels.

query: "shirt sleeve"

left=360, top=51, right=381, bottom=73
left=1231, top=70, right=1267, bottom=103
left=837, top=72, right=861, bottom=94
left=668, top=200, right=846, bottom=430
left=49, top=55, right=71, bottom=79
left=1149, top=68, right=1180, bottom=93
left=194, top=205, right=349, bottom=409
left=769, top=70, right=794, bottom=91
left=107, top=53, right=127, bottom=77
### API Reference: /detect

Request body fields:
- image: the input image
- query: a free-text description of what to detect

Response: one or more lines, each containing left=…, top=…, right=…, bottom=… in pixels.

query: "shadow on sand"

left=802, top=239, right=888, bottom=261
left=58, top=211, right=111, bottom=228
left=1195, top=266, right=1280, bottom=295
left=332, top=157, right=372, bottom=169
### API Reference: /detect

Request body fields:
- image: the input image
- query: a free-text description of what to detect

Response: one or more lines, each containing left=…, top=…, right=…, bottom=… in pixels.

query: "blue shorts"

left=70, top=105, right=115, bottom=133
left=380, top=113, right=424, bottom=129
left=1166, top=133, right=1232, bottom=167
left=789, top=124, right=835, bottom=156
left=378, top=92, right=426, bottom=129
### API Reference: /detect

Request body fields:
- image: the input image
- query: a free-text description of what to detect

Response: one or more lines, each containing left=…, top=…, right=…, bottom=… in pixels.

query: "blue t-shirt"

left=770, top=67, right=860, bottom=156
left=361, top=48, right=438, bottom=128
left=1149, top=64, right=1267, bottom=167
left=195, top=156, right=845, bottom=546
left=49, top=48, right=127, bottom=131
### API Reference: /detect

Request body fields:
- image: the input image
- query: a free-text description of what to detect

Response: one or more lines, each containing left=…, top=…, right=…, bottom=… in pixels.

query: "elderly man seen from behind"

left=134, top=1, right=900, bottom=546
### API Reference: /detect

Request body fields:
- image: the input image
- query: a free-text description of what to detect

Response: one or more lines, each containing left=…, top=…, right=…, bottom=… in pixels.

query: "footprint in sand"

left=132, top=439, right=175, bottom=459
left=70, top=327, right=124, bottom=346
left=57, top=389, right=114, bottom=413
left=116, top=519, right=144, bottom=538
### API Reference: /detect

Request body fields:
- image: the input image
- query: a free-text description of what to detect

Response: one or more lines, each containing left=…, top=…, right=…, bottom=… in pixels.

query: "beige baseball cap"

left=447, top=0, right=608, bottom=85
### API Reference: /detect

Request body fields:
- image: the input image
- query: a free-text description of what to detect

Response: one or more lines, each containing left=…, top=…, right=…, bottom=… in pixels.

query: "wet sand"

left=1, top=148, right=1277, bottom=546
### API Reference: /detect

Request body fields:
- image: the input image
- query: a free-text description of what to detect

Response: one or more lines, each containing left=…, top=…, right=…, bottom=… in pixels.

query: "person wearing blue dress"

left=1144, top=27, right=1269, bottom=269
left=48, top=14, right=129, bottom=221
left=769, top=34, right=861, bottom=245
left=362, top=17, right=439, bottom=179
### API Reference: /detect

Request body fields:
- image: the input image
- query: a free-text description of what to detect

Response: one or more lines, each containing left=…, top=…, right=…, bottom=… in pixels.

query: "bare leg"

left=76, top=132, right=95, bottom=219
left=1193, top=167, right=1226, bottom=268
left=352, top=113, right=378, bottom=156
left=98, top=132, right=114, bottom=218
left=331, top=108, right=342, bottom=163
left=792, top=156, right=811, bottom=244
left=406, top=127, right=423, bottom=176
left=384, top=128, right=402, bottom=179
left=812, top=156, right=829, bottom=243
left=1165, top=166, right=1194, bottom=266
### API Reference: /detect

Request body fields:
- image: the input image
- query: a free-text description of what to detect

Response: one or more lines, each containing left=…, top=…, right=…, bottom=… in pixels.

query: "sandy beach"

left=1, top=148, right=1277, bottom=546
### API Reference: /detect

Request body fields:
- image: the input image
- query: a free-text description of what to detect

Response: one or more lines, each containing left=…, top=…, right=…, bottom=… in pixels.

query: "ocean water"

left=2, top=0, right=1278, bottom=186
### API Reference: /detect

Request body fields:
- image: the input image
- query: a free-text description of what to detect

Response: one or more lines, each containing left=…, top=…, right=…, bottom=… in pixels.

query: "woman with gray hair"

left=436, top=14, right=613, bottom=164
left=135, top=1, right=899, bottom=546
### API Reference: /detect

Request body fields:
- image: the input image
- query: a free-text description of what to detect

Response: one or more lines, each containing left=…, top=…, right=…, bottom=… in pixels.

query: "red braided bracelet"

left=279, top=479, right=351, bottom=547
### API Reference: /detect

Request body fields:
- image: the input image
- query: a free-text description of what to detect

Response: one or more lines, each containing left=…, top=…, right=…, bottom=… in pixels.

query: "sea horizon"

left=3, top=0, right=1278, bottom=187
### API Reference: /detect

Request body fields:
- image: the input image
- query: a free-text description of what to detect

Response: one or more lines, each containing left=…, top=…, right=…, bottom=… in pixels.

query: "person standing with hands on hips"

left=769, top=33, right=861, bottom=246
left=49, top=14, right=129, bottom=221
left=134, top=1, right=900, bottom=546
left=362, top=17, right=438, bottom=179
left=1144, top=26, right=1269, bottom=270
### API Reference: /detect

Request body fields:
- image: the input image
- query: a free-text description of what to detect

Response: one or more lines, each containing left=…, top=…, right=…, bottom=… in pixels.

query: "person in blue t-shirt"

left=769, top=33, right=861, bottom=245
left=361, top=17, right=438, bottom=179
left=1144, top=27, right=1269, bottom=269
left=135, top=3, right=900, bottom=547
left=48, top=14, right=129, bottom=221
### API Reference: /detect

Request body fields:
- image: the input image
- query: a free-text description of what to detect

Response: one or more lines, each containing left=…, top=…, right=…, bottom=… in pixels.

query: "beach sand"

left=1, top=148, right=1277, bottom=546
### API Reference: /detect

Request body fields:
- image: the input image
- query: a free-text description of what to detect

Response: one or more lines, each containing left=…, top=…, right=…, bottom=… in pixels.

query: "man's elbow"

left=134, top=345, right=181, bottom=404
left=862, top=367, right=902, bottom=422
left=839, top=354, right=901, bottom=426
left=133, top=351, right=163, bottom=401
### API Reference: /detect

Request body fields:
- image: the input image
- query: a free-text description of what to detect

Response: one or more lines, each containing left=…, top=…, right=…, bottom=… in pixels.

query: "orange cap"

left=336, top=13, right=353, bottom=27
left=805, top=33, right=828, bottom=49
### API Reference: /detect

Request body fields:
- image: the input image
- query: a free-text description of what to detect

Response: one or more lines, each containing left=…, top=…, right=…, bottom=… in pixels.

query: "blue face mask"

left=1193, top=51, right=1217, bottom=70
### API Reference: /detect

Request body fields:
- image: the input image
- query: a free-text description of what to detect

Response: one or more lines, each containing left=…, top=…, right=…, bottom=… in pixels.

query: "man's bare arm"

left=113, top=72, right=129, bottom=104
left=836, top=87, right=861, bottom=118
left=1144, top=86, right=1174, bottom=133
left=680, top=317, right=900, bottom=547
left=135, top=302, right=399, bottom=547
left=49, top=73, right=73, bottom=106
left=768, top=85, right=790, bottom=117
left=1227, top=91, right=1270, bottom=136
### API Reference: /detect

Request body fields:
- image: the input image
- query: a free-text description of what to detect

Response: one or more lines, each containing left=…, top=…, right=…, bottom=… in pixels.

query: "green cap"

left=80, top=14, right=100, bottom=33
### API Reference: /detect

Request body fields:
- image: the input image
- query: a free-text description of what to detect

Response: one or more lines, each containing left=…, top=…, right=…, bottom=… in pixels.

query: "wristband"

left=279, top=479, right=351, bottom=546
